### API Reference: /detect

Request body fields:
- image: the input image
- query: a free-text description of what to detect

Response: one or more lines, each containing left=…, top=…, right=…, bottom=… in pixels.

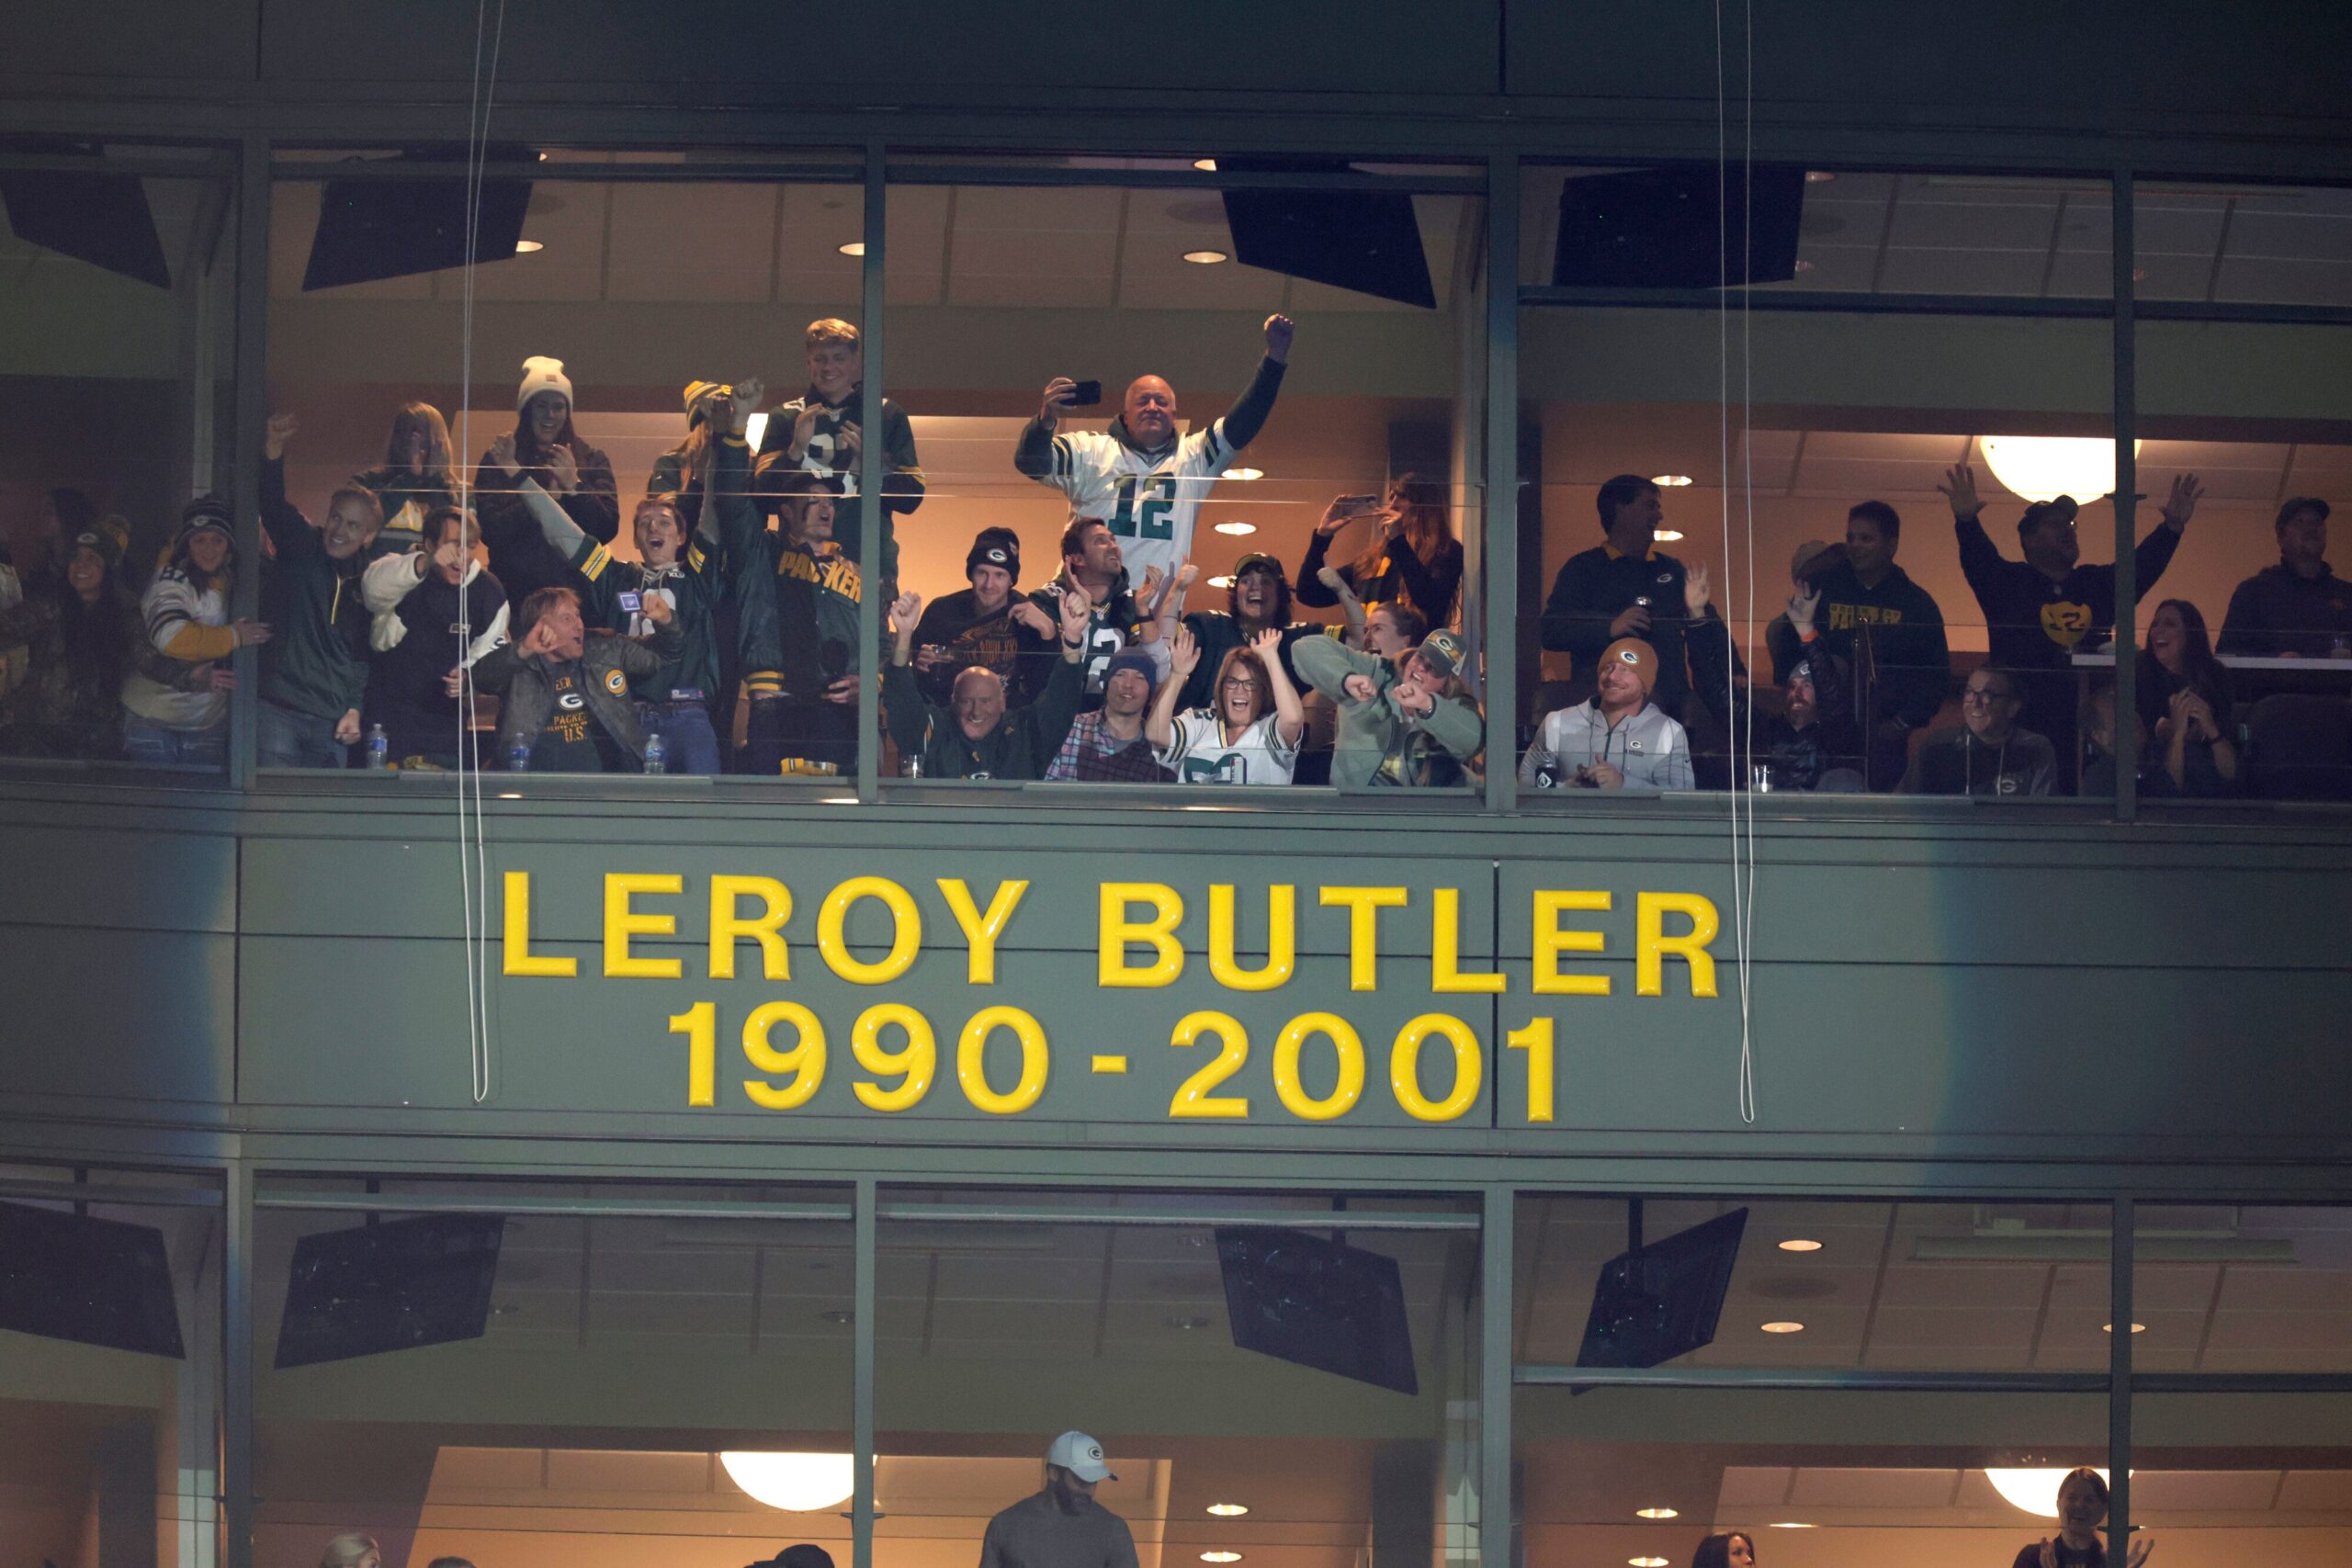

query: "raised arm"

left=1253, top=626, right=1306, bottom=746
left=259, top=415, right=316, bottom=558
left=1215, top=315, right=1294, bottom=453
left=1147, top=623, right=1199, bottom=750
left=1015, top=377, right=1081, bottom=483
left=1939, top=462, right=2007, bottom=604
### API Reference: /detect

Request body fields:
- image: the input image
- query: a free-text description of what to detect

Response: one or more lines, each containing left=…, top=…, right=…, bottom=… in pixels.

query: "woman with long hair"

left=0, top=518, right=203, bottom=757
left=353, top=400, right=459, bottom=555
left=1296, top=473, right=1464, bottom=627
left=1689, top=1532, right=1754, bottom=1568
left=1148, top=623, right=1306, bottom=784
left=471, top=355, right=620, bottom=605
left=2137, top=597, right=2236, bottom=795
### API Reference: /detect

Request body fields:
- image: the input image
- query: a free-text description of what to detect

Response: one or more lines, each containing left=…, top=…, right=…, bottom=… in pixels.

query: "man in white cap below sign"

left=977, top=1431, right=1138, bottom=1568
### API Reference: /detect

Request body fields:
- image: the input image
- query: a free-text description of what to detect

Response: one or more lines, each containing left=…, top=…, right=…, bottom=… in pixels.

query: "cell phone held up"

left=1064, top=379, right=1103, bottom=408
left=616, top=590, right=643, bottom=615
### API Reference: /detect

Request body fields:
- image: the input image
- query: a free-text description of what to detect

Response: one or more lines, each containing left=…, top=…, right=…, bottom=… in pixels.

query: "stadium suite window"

left=249, top=1180, right=854, bottom=1566
left=874, top=1187, right=1483, bottom=1568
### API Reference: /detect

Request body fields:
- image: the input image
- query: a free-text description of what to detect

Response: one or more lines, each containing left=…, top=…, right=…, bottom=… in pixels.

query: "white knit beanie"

left=518, top=355, right=573, bottom=413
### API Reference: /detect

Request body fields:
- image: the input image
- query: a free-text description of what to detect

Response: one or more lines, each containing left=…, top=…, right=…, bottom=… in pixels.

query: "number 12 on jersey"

left=1109, top=475, right=1177, bottom=540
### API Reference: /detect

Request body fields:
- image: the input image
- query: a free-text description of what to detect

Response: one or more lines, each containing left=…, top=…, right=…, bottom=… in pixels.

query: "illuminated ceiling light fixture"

left=1227, top=468, right=1264, bottom=481
left=1205, top=1504, right=1250, bottom=1517
left=1201, top=1554, right=1244, bottom=1563
left=1778, top=1238, right=1824, bottom=1252
left=513, top=240, right=544, bottom=254
left=1805, top=170, right=1838, bottom=183
left=720, top=1452, right=854, bottom=1512
left=1182, top=248, right=1230, bottom=264
left=1984, top=1469, right=2114, bottom=1518
left=1653, top=529, right=1685, bottom=543
left=2102, top=1323, right=2147, bottom=1334
left=1214, top=521, right=1257, bottom=536
left=1634, top=1507, right=1679, bottom=1520
left=1193, top=158, right=1219, bottom=172
left=1630, top=1558, right=1671, bottom=1567
left=1978, top=435, right=2139, bottom=503
left=1760, top=1320, right=1805, bottom=1334
left=1207, top=574, right=1236, bottom=589
left=838, top=241, right=866, bottom=256
left=1768, top=1522, right=1818, bottom=1529
left=1651, top=474, right=1693, bottom=487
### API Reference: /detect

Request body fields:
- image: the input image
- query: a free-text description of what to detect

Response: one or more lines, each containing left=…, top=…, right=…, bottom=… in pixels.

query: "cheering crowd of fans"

left=4, top=309, right=2347, bottom=796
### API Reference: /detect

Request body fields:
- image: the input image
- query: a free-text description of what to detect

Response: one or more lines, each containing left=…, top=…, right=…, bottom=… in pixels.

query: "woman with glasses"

left=1148, top=622, right=1305, bottom=784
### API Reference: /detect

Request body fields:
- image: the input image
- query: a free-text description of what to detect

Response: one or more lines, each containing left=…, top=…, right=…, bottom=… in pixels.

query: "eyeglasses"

left=1220, top=677, right=1259, bottom=691
left=1962, top=685, right=2012, bottom=703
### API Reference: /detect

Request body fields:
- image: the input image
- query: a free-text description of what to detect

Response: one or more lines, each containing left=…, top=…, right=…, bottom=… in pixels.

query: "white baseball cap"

left=1046, top=1430, right=1117, bottom=1483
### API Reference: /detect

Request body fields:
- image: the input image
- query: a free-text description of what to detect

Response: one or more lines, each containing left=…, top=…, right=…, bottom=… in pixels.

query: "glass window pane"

left=0, top=1171, right=223, bottom=1568
left=252, top=1179, right=853, bottom=1568
left=2133, top=1205, right=2352, bottom=1371
left=876, top=1189, right=1484, bottom=1568
left=881, top=160, right=1486, bottom=792
left=2137, top=181, right=2352, bottom=308
left=1, top=145, right=237, bottom=777
left=267, top=151, right=864, bottom=780
left=1517, top=303, right=2119, bottom=799
left=2135, top=1391, right=2352, bottom=1566
left=1517, top=1197, right=2113, bottom=1371
left=2135, top=321, right=2352, bottom=802
left=1519, top=1385, right=2109, bottom=1564
left=1521, top=165, right=2112, bottom=299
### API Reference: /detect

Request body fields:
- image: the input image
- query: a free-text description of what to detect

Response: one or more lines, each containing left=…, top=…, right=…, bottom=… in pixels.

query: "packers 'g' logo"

left=2041, top=600, right=2093, bottom=647
left=556, top=691, right=586, bottom=712
left=605, top=669, right=629, bottom=696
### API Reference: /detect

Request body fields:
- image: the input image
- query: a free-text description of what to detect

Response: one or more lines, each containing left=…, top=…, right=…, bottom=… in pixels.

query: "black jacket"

left=1540, top=546, right=1738, bottom=714
left=911, top=588, right=1051, bottom=706
left=1765, top=560, right=1951, bottom=729
left=1295, top=530, right=1464, bottom=627
left=1692, top=616, right=1863, bottom=791
left=884, top=654, right=1083, bottom=781
left=2216, top=562, right=2352, bottom=658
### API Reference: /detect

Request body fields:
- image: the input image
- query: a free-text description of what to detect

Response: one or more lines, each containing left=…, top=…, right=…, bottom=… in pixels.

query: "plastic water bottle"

left=643, top=734, right=667, bottom=774
left=507, top=743, right=532, bottom=773
left=364, top=724, right=389, bottom=770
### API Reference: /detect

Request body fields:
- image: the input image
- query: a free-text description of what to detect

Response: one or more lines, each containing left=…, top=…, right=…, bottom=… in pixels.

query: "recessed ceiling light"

left=838, top=241, right=866, bottom=256
left=1769, top=1521, right=1818, bottom=1529
left=1183, top=248, right=1230, bottom=265
left=1792, top=258, right=1815, bottom=273
left=1207, top=575, right=1235, bottom=589
left=2102, top=1323, right=2146, bottom=1334
left=1760, top=1320, right=1805, bottom=1334
left=1201, top=1553, right=1243, bottom=1563
left=1206, top=1504, right=1250, bottom=1517
left=1653, top=529, right=1684, bottom=542
left=1227, top=468, right=1263, bottom=480
left=1652, top=474, right=1693, bottom=486
left=1634, top=1507, right=1679, bottom=1520
left=513, top=240, right=544, bottom=254
left=1778, top=1238, right=1824, bottom=1252
left=1214, top=521, right=1257, bottom=536
left=1193, top=158, right=1218, bottom=172
left=1630, top=1558, right=1670, bottom=1567
left=1805, top=170, right=1837, bottom=184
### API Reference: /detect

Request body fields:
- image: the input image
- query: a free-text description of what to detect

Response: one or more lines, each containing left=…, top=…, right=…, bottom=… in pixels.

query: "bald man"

left=1014, top=315, right=1294, bottom=592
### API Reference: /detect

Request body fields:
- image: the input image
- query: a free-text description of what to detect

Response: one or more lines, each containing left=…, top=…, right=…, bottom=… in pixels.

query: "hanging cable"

left=1734, top=0, right=1760, bottom=1124
left=1714, top=0, right=1761, bottom=1125
left=453, top=0, right=509, bottom=1105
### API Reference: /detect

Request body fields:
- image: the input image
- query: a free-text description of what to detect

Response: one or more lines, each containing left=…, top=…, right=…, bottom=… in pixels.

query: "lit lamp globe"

left=721, top=1451, right=856, bottom=1512
left=1984, top=1468, right=2112, bottom=1517
left=1978, top=437, right=2140, bottom=505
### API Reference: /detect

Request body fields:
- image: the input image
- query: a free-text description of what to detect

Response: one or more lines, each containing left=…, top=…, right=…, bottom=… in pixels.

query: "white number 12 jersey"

left=1040, top=421, right=1237, bottom=584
